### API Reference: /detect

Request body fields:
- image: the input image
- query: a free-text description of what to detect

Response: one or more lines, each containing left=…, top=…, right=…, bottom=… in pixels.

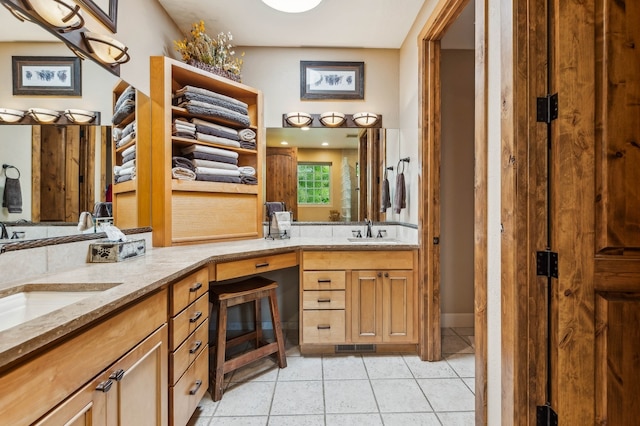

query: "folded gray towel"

left=393, top=173, right=406, bottom=214
left=195, top=174, right=241, bottom=183
left=172, top=156, right=195, bottom=171
left=266, top=202, right=285, bottom=217
left=2, top=165, right=22, bottom=213
left=241, top=175, right=258, bottom=185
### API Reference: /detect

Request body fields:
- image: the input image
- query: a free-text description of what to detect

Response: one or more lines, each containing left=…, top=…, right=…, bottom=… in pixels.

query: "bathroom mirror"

left=0, top=8, right=150, bottom=243
left=265, top=127, right=394, bottom=223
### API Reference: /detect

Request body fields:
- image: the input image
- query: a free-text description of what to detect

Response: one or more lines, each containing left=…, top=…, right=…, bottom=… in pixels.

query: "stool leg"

left=268, top=288, right=287, bottom=368
left=213, top=299, right=228, bottom=402
left=254, top=299, right=262, bottom=348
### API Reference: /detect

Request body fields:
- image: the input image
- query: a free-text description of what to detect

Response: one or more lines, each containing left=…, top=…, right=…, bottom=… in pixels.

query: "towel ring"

left=2, top=164, right=20, bottom=179
left=397, top=157, right=410, bottom=174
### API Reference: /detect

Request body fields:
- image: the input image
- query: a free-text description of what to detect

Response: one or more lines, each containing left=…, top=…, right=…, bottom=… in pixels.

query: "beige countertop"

left=0, top=237, right=417, bottom=370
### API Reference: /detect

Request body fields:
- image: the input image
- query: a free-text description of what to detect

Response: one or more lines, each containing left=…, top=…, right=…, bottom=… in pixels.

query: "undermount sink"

left=0, top=283, right=121, bottom=333
left=347, top=238, right=402, bottom=244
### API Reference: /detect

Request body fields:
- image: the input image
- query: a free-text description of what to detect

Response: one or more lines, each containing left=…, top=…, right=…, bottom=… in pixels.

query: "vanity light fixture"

left=284, top=112, right=313, bottom=128
left=262, top=0, right=322, bottom=13
left=21, top=0, right=84, bottom=32
left=81, top=32, right=130, bottom=66
left=319, top=111, right=346, bottom=127
left=0, top=108, right=26, bottom=123
left=64, top=108, right=96, bottom=124
left=352, top=112, right=379, bottom=127
left=28, top=107, right=60, bottom=123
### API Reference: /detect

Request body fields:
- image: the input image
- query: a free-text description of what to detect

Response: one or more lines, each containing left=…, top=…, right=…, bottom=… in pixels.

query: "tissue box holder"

left=89, top=238, right=146, bottom=263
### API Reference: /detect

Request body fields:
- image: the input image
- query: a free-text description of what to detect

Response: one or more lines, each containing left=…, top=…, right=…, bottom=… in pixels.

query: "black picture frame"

left=300, top=61, right=364, bottom=100
left=77, top=0, right=118, bottom=33
left=12, top=56, right=82, bottom=96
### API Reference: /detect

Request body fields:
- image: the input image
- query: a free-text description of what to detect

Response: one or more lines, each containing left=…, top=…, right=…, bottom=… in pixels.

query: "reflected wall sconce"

left=21, top=0, right=84, bottom=32
left=81, top=32, right=130, bottom=66
left=319, top=111, right=346, bottom=127
left=28, top=107, right=60, bottom=123
left=284, top=112, right=313, bottom=127
left=352, top=112, right=379, bottom=127
left=0, top=108, right=26, bottom=123
left=64, top=108, right=96, bottom=123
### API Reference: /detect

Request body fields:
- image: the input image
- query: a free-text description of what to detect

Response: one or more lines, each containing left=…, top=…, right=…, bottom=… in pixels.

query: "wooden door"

left=266, top=147, right=298, bottom=220
left=351, top=271, right=382, bottom=342
left=382, top=270, right=416, bottom=343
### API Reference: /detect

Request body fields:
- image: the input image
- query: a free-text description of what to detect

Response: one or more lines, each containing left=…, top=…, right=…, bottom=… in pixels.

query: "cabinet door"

left=382, top=270, right=416, bottom=343
left=112, top=324, right=168, bottom=426
left=351, top=271, right=383, bottom=342
left=33, top=377, right=109, bottom=426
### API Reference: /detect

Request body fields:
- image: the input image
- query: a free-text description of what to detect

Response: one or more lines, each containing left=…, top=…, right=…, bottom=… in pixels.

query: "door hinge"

left=536, top=404, right=558, bottom=426
left=536, top=93, right=558, bottom=123
left=536, top=250, right=558, bottom=279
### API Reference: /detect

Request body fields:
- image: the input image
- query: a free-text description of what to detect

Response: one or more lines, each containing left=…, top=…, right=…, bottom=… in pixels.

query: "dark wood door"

left=266, top=147, right=298, bottom=220
left=549, top=0, right=640, bottom=423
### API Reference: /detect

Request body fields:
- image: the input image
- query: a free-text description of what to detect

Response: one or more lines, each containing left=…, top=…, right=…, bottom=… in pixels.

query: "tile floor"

left=188, top=327, right=475, bottom=426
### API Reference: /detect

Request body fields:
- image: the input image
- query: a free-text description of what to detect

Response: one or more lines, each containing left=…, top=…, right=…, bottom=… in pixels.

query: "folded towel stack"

left=238, top=128, right=256, bottom=150
left=173, top=118, right=196, bottom=139
left=173, top=85, right=251, bottom=127
left=171, top=156, right=196, bottom=181
left=112, top=86, right=136, bottom=125
left=114, top=164, right=136, bottom=183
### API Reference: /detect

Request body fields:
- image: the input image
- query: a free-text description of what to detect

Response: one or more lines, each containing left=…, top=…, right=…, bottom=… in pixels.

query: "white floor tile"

left=381, top=412, right=441, bottom=425
left=324, top=379, right=378, bottom=414
left=363, top=355, right=413, bottom=379
left=230, top=358, right=280, bottom=382
left=403, top=355, right=458, bottom=378
left=370, top=379, right=432, bottom=413
left=323, top=355, right=368, bottom=380
left=267, top=415, right=324, bottom=425
left=194, top=393, right=218, bottom=416
left=325, top=413, right=384, bottom=425
left=270, top=381, right=325, bottom=415
left=438, top=411, right=476, bottom=425
left=444, top=353, right=475, bottom=378
left=214, top=382, right=275, bottom=417
left=210, top=417, right=268, bottom=426
left=277, top=356, right=323, bottom=381
left=418, top=379, right=475, bottom=412
left=462, top=377, right=475, bottom=394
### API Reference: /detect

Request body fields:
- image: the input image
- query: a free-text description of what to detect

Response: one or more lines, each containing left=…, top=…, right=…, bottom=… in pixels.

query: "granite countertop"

left=0, top=237, right=418, bottom=370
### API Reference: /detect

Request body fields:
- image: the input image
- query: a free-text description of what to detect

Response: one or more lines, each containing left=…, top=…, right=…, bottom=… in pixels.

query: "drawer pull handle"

left=189, top=311, right=203, bottom=323
left=109, top=369, right=125, bottom=381
left=96, top=380, right=113, bottom=393
left=189, top=380, right=203, bottom=395
left=190, top=282, right=203, bottom=292
left=317, top=324, right=331, bottom=330
left=189, top=340, right=203, bottom=354
left=255, top=262, right=270, bottom=268
left=317, top=279, right=332, bottom=283
left=317, top=298, right=331, bottom=303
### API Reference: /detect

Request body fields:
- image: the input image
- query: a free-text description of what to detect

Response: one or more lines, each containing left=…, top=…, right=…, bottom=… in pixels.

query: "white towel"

left=238, top=128, right=256, bottom=141
left=77, top=211, right=94, bottom=231
left=181, top=144, right=239, bottom=159
left=238, top=166, right=256, bottom=176
left=194, top=166, right=241, bottom=177
left=272, top=211, right=291, bottom=235
left=196, top=132, right=241, bottom=148
left=172, top=167, right=196, bottom=180
left=191, top=159, right=238, bottom=170
left=121, top=159, right=136, bottom=170
left=121, top=144, right=136, bottom=158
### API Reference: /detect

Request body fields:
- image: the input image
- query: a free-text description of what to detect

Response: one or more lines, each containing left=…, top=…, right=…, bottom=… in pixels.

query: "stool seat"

left=210, top=276, right=287, bottom=401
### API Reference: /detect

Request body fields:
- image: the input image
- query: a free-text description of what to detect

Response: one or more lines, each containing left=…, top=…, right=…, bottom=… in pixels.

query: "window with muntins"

left=297, top=162, right=331, bottom=205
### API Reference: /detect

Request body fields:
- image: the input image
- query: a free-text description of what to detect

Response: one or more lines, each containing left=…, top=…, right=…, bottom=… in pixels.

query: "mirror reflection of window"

left=297, top=162, right=331, bottom=205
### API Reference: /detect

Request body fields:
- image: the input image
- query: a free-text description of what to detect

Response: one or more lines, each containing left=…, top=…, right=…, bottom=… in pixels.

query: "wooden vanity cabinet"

left=301, top=250, right=418, bottom=351
left=167, top=267, right=209, bottom=426
left=0, top=290, right=168, bottom=426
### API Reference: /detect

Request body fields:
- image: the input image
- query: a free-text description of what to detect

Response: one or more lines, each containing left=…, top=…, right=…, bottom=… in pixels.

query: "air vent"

left=346, top=133, right=359, bottom=138
left=335, top=344, right=376, bottom=353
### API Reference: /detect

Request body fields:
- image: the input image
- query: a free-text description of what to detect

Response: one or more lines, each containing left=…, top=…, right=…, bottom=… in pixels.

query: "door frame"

left=418, top=0, right=487, bottom=423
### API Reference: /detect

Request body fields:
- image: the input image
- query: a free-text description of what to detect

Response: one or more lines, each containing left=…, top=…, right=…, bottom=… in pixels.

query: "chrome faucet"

left=364, top=218, right=373, bottom=238
left=0, top=222, right=8, bottom=240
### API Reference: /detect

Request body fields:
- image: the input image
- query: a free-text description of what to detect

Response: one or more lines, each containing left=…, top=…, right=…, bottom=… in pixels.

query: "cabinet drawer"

left=303, top=290, right=345, bottom=310
left=170, top=343, right=209, bottom=426
left=170, top=267, right=209, bottom=316
left=302, top=310, right=346, bottom=344
left=170, top=318, right=209, bottom=386
left=216, top=251, right=298, bottom=280
left=302, top=271, right=346, bottom=290
left=170, top=293, right=209, bottom=351
left=303, top=250, right=415, bottom=270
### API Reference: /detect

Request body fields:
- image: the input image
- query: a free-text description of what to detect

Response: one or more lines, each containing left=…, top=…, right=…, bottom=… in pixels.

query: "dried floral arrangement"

left=174, top=20, right=244, bottom=80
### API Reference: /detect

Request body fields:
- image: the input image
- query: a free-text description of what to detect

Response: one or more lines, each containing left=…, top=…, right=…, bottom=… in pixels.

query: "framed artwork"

left=77, top=0, right=118, bottom=32
left=12, top=56, right=82, bottom=96
left=300, top=61, right=364, bottom=100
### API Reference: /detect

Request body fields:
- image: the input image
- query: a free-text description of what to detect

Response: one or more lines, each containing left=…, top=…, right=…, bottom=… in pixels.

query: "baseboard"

left=441, top=313, right=474, bottom=328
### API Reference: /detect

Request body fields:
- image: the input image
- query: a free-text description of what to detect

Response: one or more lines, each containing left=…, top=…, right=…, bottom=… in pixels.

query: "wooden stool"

left=209, top=276, right=287, bottom=401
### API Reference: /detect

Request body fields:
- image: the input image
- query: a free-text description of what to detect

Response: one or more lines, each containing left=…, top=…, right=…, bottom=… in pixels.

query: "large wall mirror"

left=0, top=5, right=150, bottom=244
left=265, top=127, right=397, bottom=223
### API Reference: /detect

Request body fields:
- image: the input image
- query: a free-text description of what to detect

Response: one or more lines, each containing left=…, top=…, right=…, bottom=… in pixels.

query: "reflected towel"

left=2, top=166, right=22, bottom=213
left=272, top=211, right=292, bottom=235
left=393, top=173, right=406, bottom=214
left=265, top=201, right=285, bottom=218
left=77, top=211, right=94, bottom=231
left=381, top=177, right=391, bottom=212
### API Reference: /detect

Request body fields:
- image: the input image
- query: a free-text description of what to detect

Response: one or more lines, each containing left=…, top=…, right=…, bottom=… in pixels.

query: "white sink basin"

left=347, top=238, right=402, bottom=244
left=0, top=283, right=120, bottom=332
